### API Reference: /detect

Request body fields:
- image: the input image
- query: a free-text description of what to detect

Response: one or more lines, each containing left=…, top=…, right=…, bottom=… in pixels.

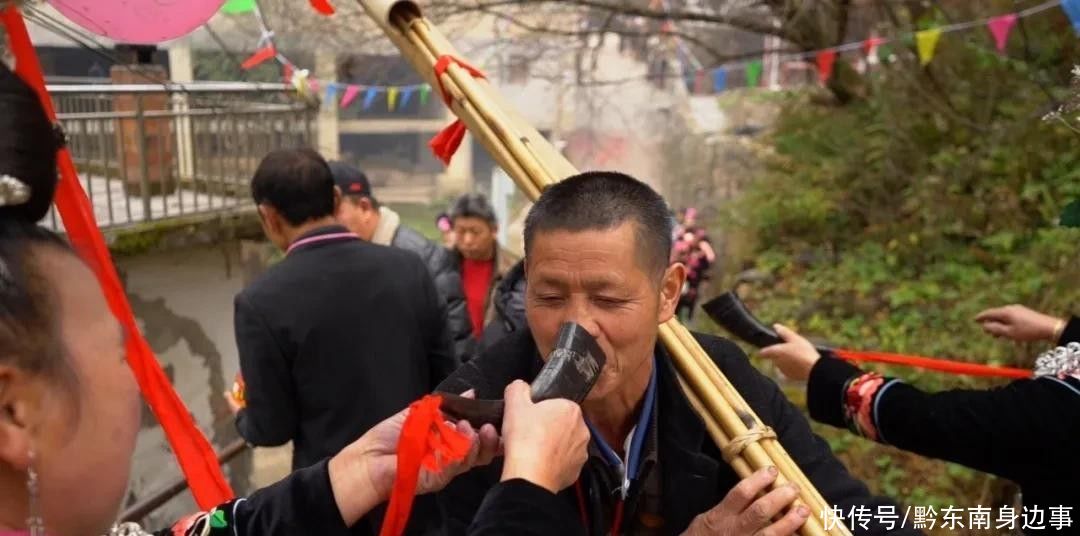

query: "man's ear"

left=0, top=367, right=40, bottom=470
left=359, top=197, right=376, bottom=213
left=657, top=263, right=686, bottom=324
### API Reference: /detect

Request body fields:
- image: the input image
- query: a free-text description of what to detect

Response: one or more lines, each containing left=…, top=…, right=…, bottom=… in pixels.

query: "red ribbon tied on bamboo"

left=379, top=394, right=471, bottom=536
left=428, top=55, right=487, bottom=165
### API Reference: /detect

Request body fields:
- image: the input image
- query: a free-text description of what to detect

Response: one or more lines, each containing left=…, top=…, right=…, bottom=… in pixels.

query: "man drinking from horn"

left=436, top=171, right=917, bottom=536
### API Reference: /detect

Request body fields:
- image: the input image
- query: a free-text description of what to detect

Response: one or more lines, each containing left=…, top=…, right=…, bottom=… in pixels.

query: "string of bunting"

left=681, top=0, right=1079, bottom=93
left=224, top=0, right=433, bottom=111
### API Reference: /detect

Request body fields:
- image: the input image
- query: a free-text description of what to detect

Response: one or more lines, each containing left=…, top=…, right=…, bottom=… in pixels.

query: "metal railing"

left=45, top=83, right=317, bottom=231
left=119, top=438, right=250, bottom=524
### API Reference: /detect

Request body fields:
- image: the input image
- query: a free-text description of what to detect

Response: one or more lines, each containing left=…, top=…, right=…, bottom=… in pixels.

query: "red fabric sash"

left=1, top=7, right=233, bottom=508
left=379, top=395, right=471, bottom=536
left=428, top=56, right=487, bottom=165
left=831, top=349, right=1032, bottom=379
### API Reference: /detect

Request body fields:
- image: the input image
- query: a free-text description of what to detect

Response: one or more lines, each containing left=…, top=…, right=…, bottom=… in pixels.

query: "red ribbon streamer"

left=1, top=7, right=233, bottom=508
left=831, top=349, right=1033, bottom=379
left=428, top=56, right=487, bottom=165
left=241, top=44, right=277, bottom=70
left=309, top=0, right=336, bottom=15
left=379, top=395, right=471, bottom=536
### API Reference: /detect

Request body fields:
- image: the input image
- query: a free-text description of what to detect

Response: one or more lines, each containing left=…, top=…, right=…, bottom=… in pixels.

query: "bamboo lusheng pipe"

left=667, top=321, right=841, bottom=533
left=664, top=323, right=845, bottom=536
left=356, top=2, right=848, bottom=535
left=660, top=324, right=831, bottom=536
left=675, top=377, right=832, bottom=536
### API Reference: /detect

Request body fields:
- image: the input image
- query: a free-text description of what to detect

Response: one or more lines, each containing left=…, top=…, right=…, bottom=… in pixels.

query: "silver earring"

left=27, top=450, right=45, bottom=536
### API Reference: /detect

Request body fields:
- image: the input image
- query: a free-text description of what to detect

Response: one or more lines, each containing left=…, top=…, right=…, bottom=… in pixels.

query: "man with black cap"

left=330, top=161, right=474, bottom=362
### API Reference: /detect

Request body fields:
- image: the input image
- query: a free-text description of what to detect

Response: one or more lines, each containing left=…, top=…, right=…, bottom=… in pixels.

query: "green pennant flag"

left=1061, top=199, right=1080, bottom=228
left=746, top=60, right=763, bottom=88
left=222, top=0, right=257, bottom=14
left=419, top=84, right=431, bottom=106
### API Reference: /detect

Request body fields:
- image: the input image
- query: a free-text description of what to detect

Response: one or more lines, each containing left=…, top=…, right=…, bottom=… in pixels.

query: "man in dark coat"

left=329, top=161, right=473, bottom=362
left=437, top=171, right=919, bottom=536
left=233, top=148, right=457, bottom=536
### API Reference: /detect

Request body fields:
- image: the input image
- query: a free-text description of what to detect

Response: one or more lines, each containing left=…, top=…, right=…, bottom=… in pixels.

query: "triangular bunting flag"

left=419, top=84, right=431, bottom=106
left=693, top=70, right=706, bottom=94
left=712, top=68, right=726, bottom=93
left=324, top=84, right=339, bottom=108
left=916, top=28, right=942, bottom=66
left=222, top=0, right=256, bottom=14
left=310, top=79, right=321, bottom=95
left=1063, top=0, right=1080, bottom=35
left=746, top=60, right=763, bottom=88
left=388, top=87, right=400, bottom=111
left=399, top=87, right=415, bottom=109
left=987, top=14, right=1018, bottom=53
left=362, top=87, right=379, bottom=110
left=309, top=0, right=335, bottom=15
left=241, top=44, right=276, bottom=70
left=340, top=85, right=361, bottom=109
left=816, top=49, right=837, bottom=84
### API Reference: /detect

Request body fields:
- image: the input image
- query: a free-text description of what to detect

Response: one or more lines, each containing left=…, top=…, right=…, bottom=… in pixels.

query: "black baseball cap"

left=328, top=161, right=374, bottom=200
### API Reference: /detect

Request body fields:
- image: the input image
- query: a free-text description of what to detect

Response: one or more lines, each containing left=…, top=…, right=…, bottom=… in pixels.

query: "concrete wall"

left=116, top=239, right=290, bottom=527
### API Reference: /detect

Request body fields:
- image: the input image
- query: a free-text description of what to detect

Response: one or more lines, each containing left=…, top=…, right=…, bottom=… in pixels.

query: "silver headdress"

left=1033, top=342, right=1080, bottom=378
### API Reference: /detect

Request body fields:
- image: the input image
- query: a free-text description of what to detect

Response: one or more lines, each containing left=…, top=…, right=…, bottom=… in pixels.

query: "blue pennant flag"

left=399, top=87, right=415, bottom=109
left=361, top=87, right=379, bottom=110
left=713, top=68, right=727, bottom=93
left=1063, top=0, right=1080, bottom=34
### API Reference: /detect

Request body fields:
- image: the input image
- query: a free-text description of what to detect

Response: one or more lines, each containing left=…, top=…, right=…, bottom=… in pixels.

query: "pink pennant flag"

left=987, top=14, right=1018, bottom=53
left=816, top=49, right=837, bottom=84
left=340, top=85, right=361, bottom=109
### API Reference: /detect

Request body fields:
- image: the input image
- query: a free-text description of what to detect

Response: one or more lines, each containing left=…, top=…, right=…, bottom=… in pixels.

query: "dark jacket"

left=807, top=316, right=1080, bottom=530
left=479, top=258, right=526, bottom=351
left=373, top=206, right=474, bottom=363
left=233, top=225, right=457, bottom=535
left=153, top=461, right=577, bottom=536
left=436, top=328, right=916, bottom=535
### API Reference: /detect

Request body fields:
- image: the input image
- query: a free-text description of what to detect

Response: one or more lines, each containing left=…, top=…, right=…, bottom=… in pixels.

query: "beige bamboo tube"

left=674, top=321, right=836, bottom=527
left=677, top=376, right=833, bottom=536
left=406, top=20, right=560, bottom=188
left=665, top=322, right=839, bottom=532
left=676, top=376, right=751, bottom=478
left=661, top=324, right=831, bottom=536
left=666, top=323, right=847, bottom=535
left=387, top=16, right=544, bottom=200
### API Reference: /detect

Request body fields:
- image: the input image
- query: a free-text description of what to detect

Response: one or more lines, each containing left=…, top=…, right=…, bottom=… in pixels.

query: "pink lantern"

left=47, top=0, right=225, bottom=45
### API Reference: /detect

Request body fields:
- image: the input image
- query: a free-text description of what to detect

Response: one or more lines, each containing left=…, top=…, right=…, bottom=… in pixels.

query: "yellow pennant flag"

left=916, top=28, right=942, bottom=66
left=388, top=87, right=400, bottom=111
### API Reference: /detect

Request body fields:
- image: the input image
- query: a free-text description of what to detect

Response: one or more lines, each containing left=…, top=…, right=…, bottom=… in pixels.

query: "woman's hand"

left=759, top=324, right=823, bottom=382
left=975, top=305, right=1065, bottom=343
left=328, top=393, right=499, bottom=526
